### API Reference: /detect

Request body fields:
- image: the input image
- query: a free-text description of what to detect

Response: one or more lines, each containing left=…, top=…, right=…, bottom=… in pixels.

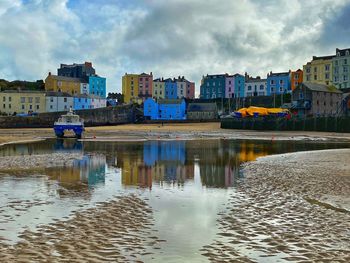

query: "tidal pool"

left=0, top=139, right=349, bottom=262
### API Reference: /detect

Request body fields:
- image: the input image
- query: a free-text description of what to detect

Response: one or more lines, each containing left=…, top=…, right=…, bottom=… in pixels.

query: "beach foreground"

left=202, top=149, right=350, bottom=262
left=0, top=144, right=349, bottom=262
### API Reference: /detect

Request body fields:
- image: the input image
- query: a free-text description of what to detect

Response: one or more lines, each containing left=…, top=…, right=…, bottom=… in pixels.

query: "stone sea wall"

left=0, top=105, right=135, bottom=128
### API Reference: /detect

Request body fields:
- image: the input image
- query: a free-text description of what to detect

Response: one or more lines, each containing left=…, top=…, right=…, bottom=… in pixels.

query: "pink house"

left=225, top=75, right=235, bottom=98
left=185, top=80, right=195, bottom=99
left=138, top=72, right=153, bottom=100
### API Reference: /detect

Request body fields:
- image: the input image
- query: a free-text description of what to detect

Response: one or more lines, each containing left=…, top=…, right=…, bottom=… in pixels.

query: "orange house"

left=291, top=69, right=303, bottom=90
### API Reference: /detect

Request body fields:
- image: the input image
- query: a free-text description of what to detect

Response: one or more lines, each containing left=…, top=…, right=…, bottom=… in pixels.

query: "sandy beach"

left=0, top=195, right=162, bottom=262
left=202, top=149, right=350, bottom=262
left=0, top=123, right=350, bottom=145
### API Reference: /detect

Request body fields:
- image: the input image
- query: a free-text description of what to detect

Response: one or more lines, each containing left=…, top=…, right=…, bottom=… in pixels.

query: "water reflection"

left=0, top=138, right=349, bottom=192
left=46, top=154, right=106, bottom=195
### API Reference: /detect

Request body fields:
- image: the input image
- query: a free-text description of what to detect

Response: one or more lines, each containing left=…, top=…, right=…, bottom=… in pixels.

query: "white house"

left=244, top=75, right=267, bottom=97
left=45, top=91, right=74, bottom=112
left=90, top=95, right=107, bottom=109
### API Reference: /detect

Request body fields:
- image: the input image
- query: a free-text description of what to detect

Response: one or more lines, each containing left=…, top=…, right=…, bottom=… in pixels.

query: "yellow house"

left=45, top=72, right=82, bottom=96
left=152, top=79, right=165, bottom=99
left=0, top=90, right=46, bottom=115
left=122, top=73, right=139, bottom=103
left=303, top=55, right=335, bottom=85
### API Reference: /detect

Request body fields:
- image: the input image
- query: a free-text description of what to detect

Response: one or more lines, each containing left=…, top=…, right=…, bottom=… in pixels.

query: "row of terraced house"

left=122, top=73, right=195, bottom=103
left=0, top=62, right=107, bottom=115
left=200, top=47, right=350, bottom=99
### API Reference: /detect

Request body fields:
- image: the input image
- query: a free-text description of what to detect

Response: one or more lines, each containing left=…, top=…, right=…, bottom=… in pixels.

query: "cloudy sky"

left=0, top=0, right=350, bottom=95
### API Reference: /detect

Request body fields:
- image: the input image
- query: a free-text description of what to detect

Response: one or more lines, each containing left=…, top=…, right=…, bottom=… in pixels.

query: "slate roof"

left=269, top=71, right=290, bottom=77
left=158, top=99, right=184, bottom=104
left=45, top=91, right=72, bottom=97
left=1, top=90, right=44, bottom=94
left=187, top=103, right=217, bottom=112
left=312, top=55, right=335, bottom=61
left=336, top=48, right=350, bottom=57
left=47, top=74, right=84, bottom=83
left=300, top=82, right=343, bottom=94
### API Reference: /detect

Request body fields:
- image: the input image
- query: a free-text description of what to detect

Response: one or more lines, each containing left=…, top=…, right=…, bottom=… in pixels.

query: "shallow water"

left=0, top=138, right=349, bottom=261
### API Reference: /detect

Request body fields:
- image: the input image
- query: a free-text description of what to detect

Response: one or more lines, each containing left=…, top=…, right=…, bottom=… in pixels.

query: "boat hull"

left=54, top=124, right=84, bottom=139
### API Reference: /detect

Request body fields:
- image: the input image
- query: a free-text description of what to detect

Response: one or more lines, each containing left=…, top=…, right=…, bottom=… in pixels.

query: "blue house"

left=200, top=74, right=227, bottom=99
left=266, top=71, right=291, bottom=95
left=143, top=98, right=186, bottom=120
left=144, top=98, right=159, bottom=120
left=233, top=73, right=245, bottom=98
left=73, top=94, right=92, bottom=110
left=164, top=78, right=178, bottom=99
left=89, top=76, right=106, bottom=98
left=143, top=141, right=186, bottom=167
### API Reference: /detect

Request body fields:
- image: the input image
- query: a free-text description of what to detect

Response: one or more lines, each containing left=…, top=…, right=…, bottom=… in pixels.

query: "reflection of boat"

left=53, top=109, right=84, bottom=139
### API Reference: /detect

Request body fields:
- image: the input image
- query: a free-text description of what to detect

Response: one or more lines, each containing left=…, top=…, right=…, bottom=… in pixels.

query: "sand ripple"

left=0, top=195, right=161, bottom=262
left=201, top=149, right=350, bottom=262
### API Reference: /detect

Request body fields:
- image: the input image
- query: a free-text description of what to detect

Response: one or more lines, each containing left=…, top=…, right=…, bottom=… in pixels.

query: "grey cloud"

left=0, top=0, right=349, bottom=94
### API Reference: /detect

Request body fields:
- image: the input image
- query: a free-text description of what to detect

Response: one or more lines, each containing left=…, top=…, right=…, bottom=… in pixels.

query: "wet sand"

left=1, top=123, right=350, bottom=145
left=0, top=153, right=82, bottom=171
left=0, top=195, right=162, bottom=262
left=202, top=149, right=350, bottom=262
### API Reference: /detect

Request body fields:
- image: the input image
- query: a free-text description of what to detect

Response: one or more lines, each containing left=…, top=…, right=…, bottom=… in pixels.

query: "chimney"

left=150, top=72, right=153, bottom=76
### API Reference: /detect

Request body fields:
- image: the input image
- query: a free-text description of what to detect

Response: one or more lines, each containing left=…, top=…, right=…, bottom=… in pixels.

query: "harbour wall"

left=0, top=105, right=135, bottom=128
left=221, top=116, right=350, bottom=133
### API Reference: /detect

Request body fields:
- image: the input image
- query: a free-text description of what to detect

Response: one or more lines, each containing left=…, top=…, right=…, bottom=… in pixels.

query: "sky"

left=0, top=0, right=350, bottom=96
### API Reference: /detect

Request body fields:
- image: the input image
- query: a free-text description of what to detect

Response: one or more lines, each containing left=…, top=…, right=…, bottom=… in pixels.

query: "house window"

left=314, top=75, right=317, bottom=80
left=260, top=85, right=264, bottom=90
left=314, top=67, right=317, bottom=73
left=248, top=85, right=252, bottom=91
left=344, top=66, right=348, bottom=73
left=325, top=73, right=330, bottom=79
left=9, top=97, right=11, bottom=102
left=299, top=92, right=303, bottom=99
left=3, top=104, right=5, bottom=108
left=50, top=105, right=53, bottom=109
left=271, top=87, right=274, bottom=92
left=22, top=105, right=25, bottom=110
left=50, top=98, right=54, bottom=102
left=64, top=105, right=67, bottom=109
left=279, top=87, right=283, bottom=92
left=9, top=104, right=11, bottom=109
left=306, top=67, right=311, bottom=73
left=344, top=59, right=347, bottom=65
left=64, top=98, right=67, bottom=102
left=306, top=75, right=311, bottom=81
left=35, top=97, right=40, bottom=103
left=270, top=80, right=275, bottom=85
left=29, top=105, right=32, bottom=110
left=325, top=64, right=330, bottom=71
left=2, top=97, right=5, bottom=102
left=36, top=105, right=39, bottom=110
left=279, top=80, right=283, bottom=84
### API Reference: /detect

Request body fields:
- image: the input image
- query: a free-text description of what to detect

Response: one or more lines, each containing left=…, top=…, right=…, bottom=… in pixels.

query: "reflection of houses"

left=46, top=154, right=106, bottom=195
